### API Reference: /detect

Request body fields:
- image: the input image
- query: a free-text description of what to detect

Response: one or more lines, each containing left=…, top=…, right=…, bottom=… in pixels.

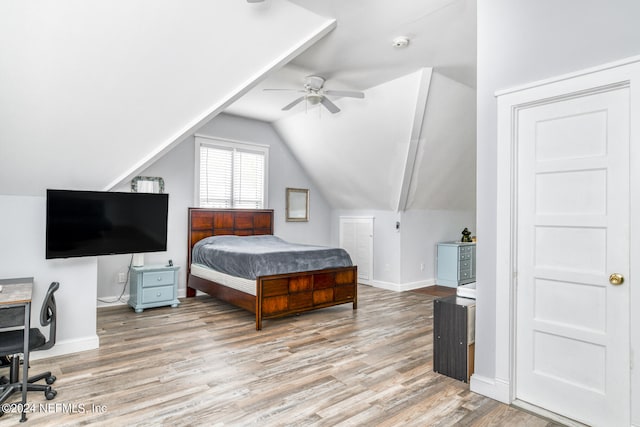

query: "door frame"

left=491, top=56, right=640, bottom=423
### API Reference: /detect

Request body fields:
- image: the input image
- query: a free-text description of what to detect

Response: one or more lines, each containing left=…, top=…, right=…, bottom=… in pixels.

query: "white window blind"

left=197, top=138, right=267, bottom=209
left=233, top=150, right=264, bottom=209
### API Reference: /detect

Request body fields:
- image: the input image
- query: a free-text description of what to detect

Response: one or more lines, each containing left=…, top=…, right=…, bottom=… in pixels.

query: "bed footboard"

left=256, top=266, right=357, bottom=330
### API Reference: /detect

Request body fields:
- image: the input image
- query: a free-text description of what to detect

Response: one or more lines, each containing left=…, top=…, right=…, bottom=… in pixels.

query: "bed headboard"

left=188, top=207, right=273, bottom=248
left=186, top=208, right=274, bottom=293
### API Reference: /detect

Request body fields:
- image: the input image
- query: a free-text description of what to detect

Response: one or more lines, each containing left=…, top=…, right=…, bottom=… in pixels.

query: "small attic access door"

left=339, top=216, right=373, bottom=283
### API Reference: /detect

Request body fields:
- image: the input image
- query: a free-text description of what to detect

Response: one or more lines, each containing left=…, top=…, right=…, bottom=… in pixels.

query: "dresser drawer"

left=459, top=249, right=472, bottom=260
left=459, top=269, right=472, bottom=280
left=459, top=260, right=472, bottom=270
left=142, top=286, right=174, bottom=304
left=142, top=271, right=174, bottom=287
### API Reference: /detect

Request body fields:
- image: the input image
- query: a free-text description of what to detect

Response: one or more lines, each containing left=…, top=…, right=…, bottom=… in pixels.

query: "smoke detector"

left=392, top=36, right=410, bottom=48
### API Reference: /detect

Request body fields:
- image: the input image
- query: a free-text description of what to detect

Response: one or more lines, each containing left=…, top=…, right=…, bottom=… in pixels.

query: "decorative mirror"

left=131, top=176, right=165, bottom=193
left=286, top=188, right=309, bottom=222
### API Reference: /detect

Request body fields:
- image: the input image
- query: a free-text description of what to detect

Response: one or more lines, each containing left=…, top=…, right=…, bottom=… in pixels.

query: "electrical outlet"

left=420, top=263, right=425, bottom=271
left=118, top=272, right=126, bottom=283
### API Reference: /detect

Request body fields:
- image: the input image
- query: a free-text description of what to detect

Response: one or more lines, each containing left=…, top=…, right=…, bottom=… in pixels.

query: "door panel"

left=339, top=217, right=373, bottom=281
left=516, top=87, right=630, bottom=426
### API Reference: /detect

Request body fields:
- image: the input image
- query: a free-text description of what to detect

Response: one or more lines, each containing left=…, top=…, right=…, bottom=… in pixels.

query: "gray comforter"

left=192, top=235, right=353, bottom=280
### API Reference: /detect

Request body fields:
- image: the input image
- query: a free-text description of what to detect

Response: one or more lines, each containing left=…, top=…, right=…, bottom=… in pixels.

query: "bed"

left=186, top=208, right=358, bottom=330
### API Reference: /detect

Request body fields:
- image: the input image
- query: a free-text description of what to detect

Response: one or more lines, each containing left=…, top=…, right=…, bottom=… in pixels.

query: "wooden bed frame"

left=186, top=208, right=357, bottom=330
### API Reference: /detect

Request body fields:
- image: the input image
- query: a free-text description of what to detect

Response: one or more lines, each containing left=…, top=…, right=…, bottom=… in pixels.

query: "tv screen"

left=46, top=189, right=169, bottom=259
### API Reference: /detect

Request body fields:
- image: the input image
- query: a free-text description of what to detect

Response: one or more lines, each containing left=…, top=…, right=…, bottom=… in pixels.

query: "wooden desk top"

left=0, top=277, right=33, bottom=305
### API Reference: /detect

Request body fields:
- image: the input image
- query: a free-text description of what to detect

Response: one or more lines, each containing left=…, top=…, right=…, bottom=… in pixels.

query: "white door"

left=339, top=217, right=373, bottom=282
left=515, top=86, right=630, bottom=426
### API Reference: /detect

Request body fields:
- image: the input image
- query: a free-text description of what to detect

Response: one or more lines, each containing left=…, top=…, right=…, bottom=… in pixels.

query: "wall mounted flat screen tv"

left=46, top=189, right=169, bottom=259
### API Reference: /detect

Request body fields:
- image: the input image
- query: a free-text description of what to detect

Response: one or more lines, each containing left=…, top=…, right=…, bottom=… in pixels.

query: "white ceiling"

left=1, top=0, right=477, bottom=213
left=0, top=0, right=333, bottom=196
left=228, top=0, right=477, bottom=212
left=226, top=0, right=476, bottom=122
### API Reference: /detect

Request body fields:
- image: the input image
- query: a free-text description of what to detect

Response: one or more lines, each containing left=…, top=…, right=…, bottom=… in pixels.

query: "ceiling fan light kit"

left=306, top=93, right=323, bottom=105
left=264, top=75, right=364, bottom=114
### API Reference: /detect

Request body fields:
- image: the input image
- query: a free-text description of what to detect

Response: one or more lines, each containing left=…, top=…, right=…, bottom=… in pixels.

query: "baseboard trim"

left=97, top=288, right=187, bottom=307
left=31, top=335, right=100, bottom=360
left=367, top=279, right=435, bottom=292
left=96, top=295, right=129, bottom=307
left=469, top=374, right=511, bottom=404
left=399, top=279, right=435, bottom=291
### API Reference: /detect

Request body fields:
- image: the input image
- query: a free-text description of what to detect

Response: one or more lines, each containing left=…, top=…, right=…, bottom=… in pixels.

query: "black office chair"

left=0, top=281, right=59, bottom=408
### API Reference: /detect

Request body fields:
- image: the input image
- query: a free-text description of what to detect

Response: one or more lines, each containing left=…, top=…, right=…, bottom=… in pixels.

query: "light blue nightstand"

left=436, top=242, right=476, bottom=287
left=128, top=265, right=180, bottom=313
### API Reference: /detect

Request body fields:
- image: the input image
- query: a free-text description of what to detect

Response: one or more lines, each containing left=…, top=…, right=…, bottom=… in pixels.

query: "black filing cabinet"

left=433, top=295, right=476, bottom=382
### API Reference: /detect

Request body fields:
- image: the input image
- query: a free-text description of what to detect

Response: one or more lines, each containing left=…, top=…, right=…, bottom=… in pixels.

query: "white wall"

left=0, top=195, right=99, bottom=357
left=400, top=209, right=475, bottom=284
left=199, top=114, right=333, bottom=245
left=331, top=208, right=475, bottom=290
left=98, top=113, right=332, bottom=301
left=476, top=0, right=640, bottom=421
left=97, top=138, right=194, bottom=303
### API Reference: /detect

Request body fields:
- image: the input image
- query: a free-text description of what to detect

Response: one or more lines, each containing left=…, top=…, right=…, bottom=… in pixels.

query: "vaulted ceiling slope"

left=405, top=71, right=476, bottom=210
left=227, top=0, right=476, bottom=212
left=270, top=70, right=476, bottom=212
left=0, top=1, right=334, bottom=196
left=273, top=69, right=433, bottom=211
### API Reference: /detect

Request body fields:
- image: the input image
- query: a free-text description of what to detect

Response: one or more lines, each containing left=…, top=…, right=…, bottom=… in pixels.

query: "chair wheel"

left=45, top=389, right=57, bottom=400
left=46, top=375, right=56, bottom=385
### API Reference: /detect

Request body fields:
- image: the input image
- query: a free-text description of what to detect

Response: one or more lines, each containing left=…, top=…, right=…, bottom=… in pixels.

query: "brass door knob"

left=609, top=273, right=624, bottom=285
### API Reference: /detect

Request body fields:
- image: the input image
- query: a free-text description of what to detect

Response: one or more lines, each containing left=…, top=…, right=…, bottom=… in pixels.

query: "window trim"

left=194, top=135, right=269, bottom=209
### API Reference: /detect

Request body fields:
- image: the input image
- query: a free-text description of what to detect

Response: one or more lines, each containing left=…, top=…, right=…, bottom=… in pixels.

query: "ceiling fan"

left=264, top=75, right=365, bottom=114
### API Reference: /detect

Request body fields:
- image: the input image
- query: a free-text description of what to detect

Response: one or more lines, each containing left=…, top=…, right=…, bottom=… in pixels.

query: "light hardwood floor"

left=0, top=285, right=561, bottom=426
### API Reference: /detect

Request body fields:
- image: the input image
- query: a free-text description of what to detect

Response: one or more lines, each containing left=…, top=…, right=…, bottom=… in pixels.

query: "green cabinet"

left=128, top=265, right=180, bottom=313
left=436, top=242, right=476, bottom=287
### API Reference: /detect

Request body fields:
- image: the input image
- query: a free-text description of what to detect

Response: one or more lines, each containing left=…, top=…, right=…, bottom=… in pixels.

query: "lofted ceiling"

left=226, top=0, right=476, bottom=122
left=227, top=0, right=477, bottom=212
left=0, top=0, right=334, bottom=196
left=1, top=0, right=477, bottom=213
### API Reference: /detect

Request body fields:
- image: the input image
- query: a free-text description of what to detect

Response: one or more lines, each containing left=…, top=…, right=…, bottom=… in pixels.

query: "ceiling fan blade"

left=282, top=96, right=306, bottom=111
left=323, top=90, right=365, bottom=99
left=320, top=96, right=341, bottom=114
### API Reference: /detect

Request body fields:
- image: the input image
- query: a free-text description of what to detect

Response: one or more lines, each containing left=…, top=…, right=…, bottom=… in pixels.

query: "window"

left=195, top=136, right=268, bottom=209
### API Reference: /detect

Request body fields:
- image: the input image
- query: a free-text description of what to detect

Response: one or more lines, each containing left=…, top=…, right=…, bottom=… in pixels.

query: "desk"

left=0, top=277, right=33, bottom=423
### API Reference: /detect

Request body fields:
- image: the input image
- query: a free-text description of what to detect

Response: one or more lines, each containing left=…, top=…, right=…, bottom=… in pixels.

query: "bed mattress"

left=191, top=235, right=353, bottom=280
left=190, top=263, right=256, bottom=296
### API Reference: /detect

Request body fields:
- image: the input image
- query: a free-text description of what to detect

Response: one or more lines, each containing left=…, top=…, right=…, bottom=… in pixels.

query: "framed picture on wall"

left=286, top=188, right=309, bottom=222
